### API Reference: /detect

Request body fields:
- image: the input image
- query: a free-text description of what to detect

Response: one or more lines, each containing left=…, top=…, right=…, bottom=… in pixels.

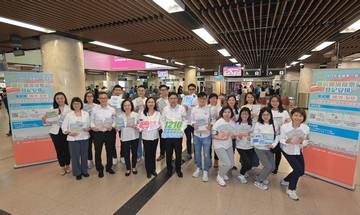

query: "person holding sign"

left=268, top=95, right=291, bottom=175
left=62, top=97, right=91, bottom=180
left=91, top=92, right=116, bottom=178
left=139, top=97, right=161, bottom=178
left=132, top=85, right=147, bottom=162
left=235, top=107, right=254, bottom=184
left=279, top=108, right=310, bottom=201
left=181, top=83, right=198, bottom=161
left=156, top=85, right=170, bottom=161
left=117, top=100, right=140, bottom=176
left=208, top=93, right=222, bottom=168
left=42, top=92, right=71, bottom=176
left=252, top=107, right=279, bottom=190
left=83, top=92, right=100, bottom=169
left=212, top=106, right=236, bottom=186
left=161, top=92, right=187, bottom=178
left=191, top=92, right=212, bottom=182
left=226, top=95, right=239, bottom=170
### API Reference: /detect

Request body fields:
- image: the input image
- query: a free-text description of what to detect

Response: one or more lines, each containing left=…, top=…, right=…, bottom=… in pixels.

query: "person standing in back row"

left=156, top=84, right=170, bottom=161
left=182, top=83, right=198, bottom=161
left=132, top=85, right=147, bottom=162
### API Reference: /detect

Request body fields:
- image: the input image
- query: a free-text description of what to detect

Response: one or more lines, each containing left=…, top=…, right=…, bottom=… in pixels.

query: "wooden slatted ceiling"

left=184, top=0, right=360, bottom=68
left=0, top=0, right=230, bottom=69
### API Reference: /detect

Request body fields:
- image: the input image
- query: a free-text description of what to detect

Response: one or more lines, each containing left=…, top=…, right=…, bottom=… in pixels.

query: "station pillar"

left=40, top=34, right=85, bottom=101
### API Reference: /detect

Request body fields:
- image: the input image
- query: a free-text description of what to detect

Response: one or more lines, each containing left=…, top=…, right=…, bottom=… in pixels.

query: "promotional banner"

left=5, top=72, right=56, bottom=168
left=304, top=68, right=360, bottom=189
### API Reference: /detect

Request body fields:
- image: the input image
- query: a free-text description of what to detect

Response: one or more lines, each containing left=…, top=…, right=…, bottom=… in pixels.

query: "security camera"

left=300, top=63, right=304, bottom=69
left=170, top=58, right=176, bottom=64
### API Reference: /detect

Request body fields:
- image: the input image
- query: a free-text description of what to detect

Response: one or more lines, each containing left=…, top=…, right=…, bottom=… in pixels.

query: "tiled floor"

left=0, top=107, right=359, bottom=215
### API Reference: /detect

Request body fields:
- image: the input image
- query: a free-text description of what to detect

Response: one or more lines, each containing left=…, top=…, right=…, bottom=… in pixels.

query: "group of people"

left=42, top=83, right=309, bottom=201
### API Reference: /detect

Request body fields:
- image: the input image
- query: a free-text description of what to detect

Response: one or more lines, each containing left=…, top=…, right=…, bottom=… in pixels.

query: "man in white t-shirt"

left=156, top=84, right=170, bottom=161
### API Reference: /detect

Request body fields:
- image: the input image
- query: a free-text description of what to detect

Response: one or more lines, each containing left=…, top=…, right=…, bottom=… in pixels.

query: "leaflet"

left=162, top=120, right=183, bottom=138
left=233, top=124, right=251, bottom=136
left=113, top=117, right=125, bottom=128
left=286, top=129, right=305, bottom=143
left=83, top=105, right=93, bottom=114
left=157, top=99, right=167, bottom=110
left=252, top=104, right=261, bottom=115
left=216, top=124, right=234, bottom=135
left=69, top=121, right=83, bottom=133
left=251, top=133, right=274, bottom=145
left=109, top=96, right=121, bottom=108
left=183, top=94, right=195, bottom=107
left=57, top=115, right=66, bottom=125
left=126, top=117, right=136, bottom=127
left=46, top=109, right=58, bottom=118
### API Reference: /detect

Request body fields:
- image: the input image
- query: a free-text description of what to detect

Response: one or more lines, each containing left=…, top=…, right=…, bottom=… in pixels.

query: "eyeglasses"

left=198, top=97, right=207, bottom=100
left=188, top=88, right=196, bottom=90
left=98, top=97, right=108, bottom=100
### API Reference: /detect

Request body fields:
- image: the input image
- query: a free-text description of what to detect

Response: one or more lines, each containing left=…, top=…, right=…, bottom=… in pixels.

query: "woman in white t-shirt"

left=208, top=93, right=222, bottom=168
left=42, top=92, right=71, bottom=176
left=62, top=97, right=91, bottom=180
left=139, top=97, right=161, bottom=179
left=279, top=108, right=310, bottom=201
left=226, top=95, right=239, bottom=170
left=212, top=106, right=236, bottom=187
left=268, top=95, right=291, bottom=174
left=117, top=100, right=140, bottom=176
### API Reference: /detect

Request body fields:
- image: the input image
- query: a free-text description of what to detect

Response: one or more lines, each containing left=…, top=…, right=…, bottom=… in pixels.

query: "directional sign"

left=243, top=69, right=261, bottom=77
left=267, top=69, right=285, bottom=76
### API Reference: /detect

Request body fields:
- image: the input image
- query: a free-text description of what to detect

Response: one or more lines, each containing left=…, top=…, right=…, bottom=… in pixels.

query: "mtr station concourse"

left=1, top=0, right=360, bottom=214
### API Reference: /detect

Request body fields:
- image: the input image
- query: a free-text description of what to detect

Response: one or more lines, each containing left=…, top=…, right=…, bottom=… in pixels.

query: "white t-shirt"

left=209, top=104, right=222, bottom=125
left=280, top=122, right=310, bottom=155
left=181, top=94, right=198, bottom=125
left=253, top=122, right=279, bottom=150
left=212, top=118, right=235, bottom=149
left=191, top=105, right=211, bottom=138
left=139, top=111, right=161, bottom=141
left=271, top=109, right=291, bottom=133
left=132, top=97, right=147, bottom=114
left=119, top=112, right=140, bottom=142
left=235, top=122, right=253, bottom=150
left=156, top=97, right=169, bottom=114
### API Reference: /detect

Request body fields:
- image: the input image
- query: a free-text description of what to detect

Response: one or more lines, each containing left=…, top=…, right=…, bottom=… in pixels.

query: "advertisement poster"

left=5, top=72, right=56, bottom=167
left=223, top=66, right=242, bottom=76
left=304, top=68, right=360, bottom=189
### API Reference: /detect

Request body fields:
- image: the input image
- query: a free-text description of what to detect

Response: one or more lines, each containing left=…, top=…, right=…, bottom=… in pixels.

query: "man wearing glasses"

left=181, top=83, right=198, bottom=161
left=156, top=85, right=170, bottom=161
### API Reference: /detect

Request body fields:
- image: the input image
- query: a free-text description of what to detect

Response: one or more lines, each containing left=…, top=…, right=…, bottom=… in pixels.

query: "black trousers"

left=165, top=138, right=183, bottom=172
left=159, top=130, right=166, bottom=155
left=237, top=148, right=255, bottom=175
left=271, top=143, right=282, bottom=171
left=143, top=139, right=158, bottom=175
left=282, top=150, right=305, bottom=190
left=93, top=129, right=116, bottom=172
left=122, top=138, right=139, bottom=170
left=184, top=125, right=194, bottom=155
left=88, top=130, right=94, bottom=160
left=119, top=131, right=124, bottom=158
left=6, top=108, right=11, bottom=134
left=50, top=128, right=70, bottom=167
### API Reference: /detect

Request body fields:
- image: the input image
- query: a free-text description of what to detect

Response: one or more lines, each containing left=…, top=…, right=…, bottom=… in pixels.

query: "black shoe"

left=82, top=173, right=89, bottom=177
left=98, top=171, right=104, bottom=178
left=177, top=171, right=183, bottom=178
left=232, top=166, right=238, bottom=170
left=166, top=170, right=172, bottom=177
left=152, top=172, right=158, bottom=176
left=272, top=169, right=278, bottom=175
left=132, top=168, right=138, bottom=174
left=147, top=174, right=151, bottom=178
left=76, top=175, right=82, bottom=180
left=6, top=133, right=11, bottom=136
left=106, top=169, right=115, bottom=174
left=125, top=170, right=131, bottom=176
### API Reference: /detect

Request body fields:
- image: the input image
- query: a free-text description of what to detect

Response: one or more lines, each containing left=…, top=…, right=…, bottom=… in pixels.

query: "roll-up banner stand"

left=4, top=72, right=57, bottom=168
left=304, top=68, right=360, bottom=190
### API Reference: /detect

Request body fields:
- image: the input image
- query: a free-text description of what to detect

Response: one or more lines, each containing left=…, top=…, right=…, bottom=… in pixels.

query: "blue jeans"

left=137, top=133, right=143, bottom=159
left=194, top=135, right=211, bottom=171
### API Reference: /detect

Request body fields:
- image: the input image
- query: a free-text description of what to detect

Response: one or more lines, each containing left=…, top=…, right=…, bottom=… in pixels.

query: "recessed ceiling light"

left=0, top=16, right=55, bottom=33
left=218, top=49, right=231, bottom=57
left=89, top=41, right=130, bottom=52
left=143, top=54, right=165, bottom=60
left=298, top=55, right=311, bottom=60
left=290, top=61, right=299, bottom=65
left=312, top=41, right=335, bottom=51
left=152, top=0, right=185, bottom=13
left=174, top=62, right=185, bottom=65
left=340, top=19, right=360, bottom=33
left=229, top=58, right=238, bottom=63
left=192, top=28, right=218, bottom=44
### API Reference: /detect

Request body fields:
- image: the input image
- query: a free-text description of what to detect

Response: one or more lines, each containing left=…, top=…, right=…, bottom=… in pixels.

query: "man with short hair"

left=181, top=83, right=198, bottom=161
left=156, top=85, right=170, bottom=161
left=91, top=92, right=116, bottom=178
left=161, top=92, right=187, bottom=178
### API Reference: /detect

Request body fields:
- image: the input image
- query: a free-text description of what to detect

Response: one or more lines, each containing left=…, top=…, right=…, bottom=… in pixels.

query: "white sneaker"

left=244, top=172, right=249, bottom=178
left=281, top=179, right=290, bottom=186
left=262, top=179, right=270, bottom=185
left=120, top=157, right=125, bottom=164
left=88, top=160, right=94, bottom=169
left=202, top=171, right=209, bottom=182
left=254, top=181, right=268, bottom=190
left=237, top=174, right=248, bottom=184
left=192, top=168, right=203, bottom=178
left=216, top=174, right=226, bottom=186
left=223, top=175, right=229, bottom=181
left=112, top=158, right=118, bottom=166
left=286, top=188, right=299, bottom=200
